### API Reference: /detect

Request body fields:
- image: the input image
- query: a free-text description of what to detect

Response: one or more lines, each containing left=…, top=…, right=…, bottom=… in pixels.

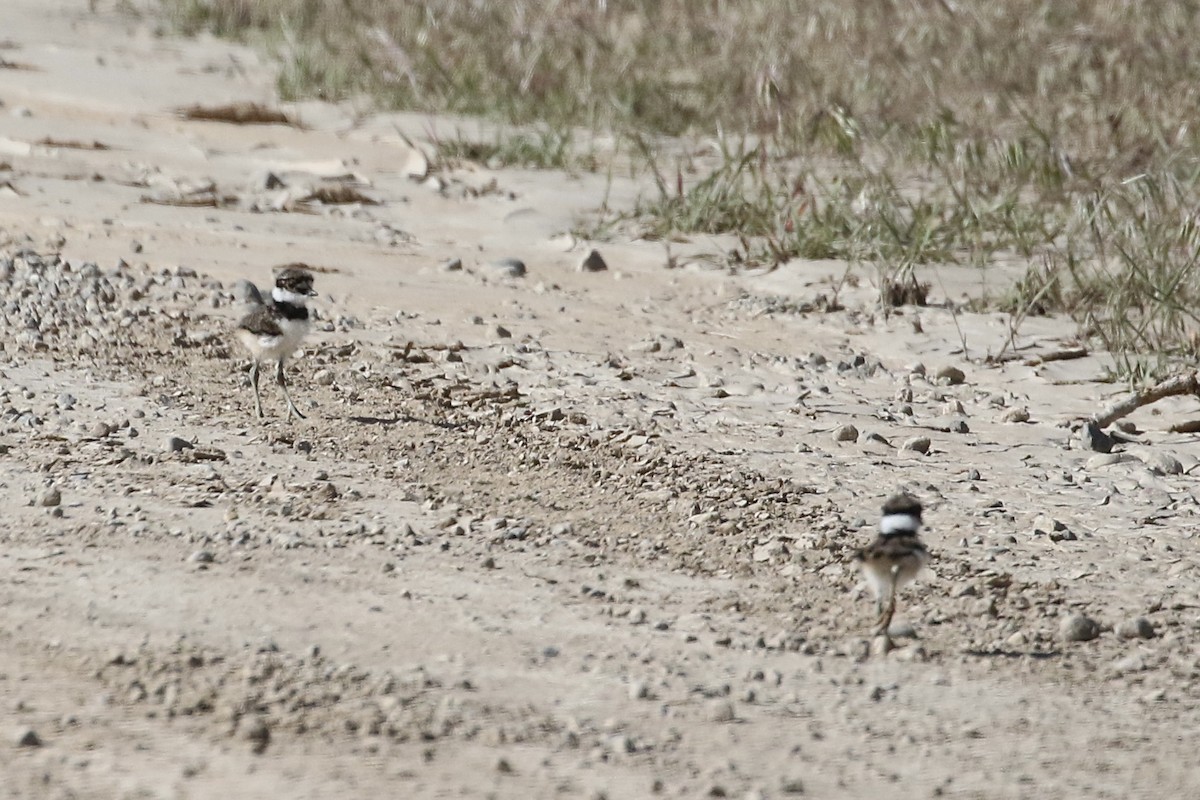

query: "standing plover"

left=235, top=266, right=316, bottom=420
left=856, top=493, right=931, bottom=637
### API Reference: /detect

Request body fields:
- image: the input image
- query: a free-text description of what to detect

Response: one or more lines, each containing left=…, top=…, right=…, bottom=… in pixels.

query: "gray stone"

left=189, top=550, right=214, bottom=565
left=249, top=170, right=286, bottom=191
left=244, top=718, right=270, bottom=754
left=165, top=436, right=193, bottom=453
left=577, top=249, right=608, bottom=272
left=1110, top=654, right=1147, bottom=676
left=780, top=777, right=806, bottom=795
left=935, top=365, right=966, bottom=385
left=858, top=430, right=890, bottom=446
left=707, top=700, right=736, bottom=722
left=313, top=368, right=335, bottom=386
left=14, top=728, right=40, bottom=748
left=440, top=257, right=463, bottom=272
left=942, top=398, right=965, bottom=415
left=902, top=436, right=931, bottom=454
left=833, top=424, right=858, bottom=443
left=1115, top=616, right=1156, bottom=640
left=1001, top=407, right=1031, bottom=423
left=37, top=488, right=61, bottom=507
left=1079, top=421, right=1114, bottom=454
left=1139, top=451, right=1183, bottom=475
left=1086, top=452, right=1137, bottom=469
left=486, top=258, right=526, bottom=278
left=1059, top=613, right=1101, bottom=642
left=753, top=541, right=788, bottom=562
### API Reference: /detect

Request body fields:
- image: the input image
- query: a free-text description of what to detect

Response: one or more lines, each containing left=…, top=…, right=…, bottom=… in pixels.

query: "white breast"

left=273, top=316, right=310, bottom=360
left=239, top=316, right=310, bottom=363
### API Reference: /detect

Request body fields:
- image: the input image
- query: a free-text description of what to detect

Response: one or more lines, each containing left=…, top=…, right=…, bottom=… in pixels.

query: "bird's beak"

left=308, top=290, right=319, bottom=297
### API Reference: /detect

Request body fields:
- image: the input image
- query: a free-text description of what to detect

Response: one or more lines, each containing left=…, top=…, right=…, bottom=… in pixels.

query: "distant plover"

left=235, top=266, right=316, bottom=420
left=856, top=493, right=931, bottom=637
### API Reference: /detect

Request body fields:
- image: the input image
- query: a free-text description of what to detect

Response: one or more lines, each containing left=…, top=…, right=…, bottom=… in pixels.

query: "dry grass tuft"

left=162, top=0, right=1200, bottom=379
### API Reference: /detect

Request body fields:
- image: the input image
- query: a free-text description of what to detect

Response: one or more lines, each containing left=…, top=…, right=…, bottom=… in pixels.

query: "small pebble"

left=833, top=424, right=858, bottom=443
left=1115, top=616, right=1156, bottom=640
left=1059, top=613, right=1101, bottom=642
left=1139, top=451, right=1183, bottom=475
left=244, top=718, right=270, bottom=754
left=165, top=436, right=193, bottom=453
left=486, top=258, right=526, bottom=278
left=935, top=365, right=965, bottom=385
left=1086, top=452, right=1137, bottom=469
left=1001, top=407, right=1030, bottom=423
left=14, top=728, right=41, bottom=748
left=1079, top=422, right=1114, bottom=454
left=901, top=436, right=931, bottom=454
left=780, top=777, right=806, bottom=795
left=707, top=700, right=736, bottom=723
left=577, top=249, right=608, bottom=272
left=38, top=488, right=62, bottom=508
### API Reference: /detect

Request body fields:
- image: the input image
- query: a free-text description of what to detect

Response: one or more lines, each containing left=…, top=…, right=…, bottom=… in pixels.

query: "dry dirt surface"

left=3, top=3, right=1200, bottom=799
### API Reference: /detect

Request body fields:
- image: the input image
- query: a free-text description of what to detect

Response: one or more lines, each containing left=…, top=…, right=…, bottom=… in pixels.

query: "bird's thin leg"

left=277, top=359, right=306, bottom=420
left=249, top=361, right=265, bottom=418
left=872, top=574, right=898, bottom=637
left=874, top=596, right=897, bottom=637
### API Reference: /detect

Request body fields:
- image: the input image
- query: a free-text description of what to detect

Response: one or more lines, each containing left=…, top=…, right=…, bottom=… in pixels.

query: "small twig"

left=1023, top=346, right=1088, bottom=366
left=1091, top=370, right=1200, bottom=428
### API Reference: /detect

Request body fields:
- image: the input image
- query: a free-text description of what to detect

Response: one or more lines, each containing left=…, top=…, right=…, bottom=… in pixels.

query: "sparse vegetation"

left=162, top=0, right=1200, bottom=379
left=428, top=126, right=592, bottom=172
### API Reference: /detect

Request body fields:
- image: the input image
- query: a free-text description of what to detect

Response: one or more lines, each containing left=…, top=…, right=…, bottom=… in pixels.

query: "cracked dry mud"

left=3, top=3, right=1200, bottom=799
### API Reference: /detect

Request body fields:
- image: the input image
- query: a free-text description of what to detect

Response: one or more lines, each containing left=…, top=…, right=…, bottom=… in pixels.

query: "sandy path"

left=2, top=2, right=1200, bottom=798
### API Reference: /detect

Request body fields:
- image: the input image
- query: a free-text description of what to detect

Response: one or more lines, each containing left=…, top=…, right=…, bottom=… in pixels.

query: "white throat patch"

left=272, top=286, right=310, bottom=306
left=880, top=513, right=921, bottom=535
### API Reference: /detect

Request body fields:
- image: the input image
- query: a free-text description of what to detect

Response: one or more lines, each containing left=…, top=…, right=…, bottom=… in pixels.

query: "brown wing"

left=856, top=533, right=929, bottom=564
left=237, top=304, right=283, bottom=337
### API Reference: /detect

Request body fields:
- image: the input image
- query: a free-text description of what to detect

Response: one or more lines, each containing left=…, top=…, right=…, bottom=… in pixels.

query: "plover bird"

left=856, top=493, right=931, bottom=637
left=235, top=266, right=316, bottom=420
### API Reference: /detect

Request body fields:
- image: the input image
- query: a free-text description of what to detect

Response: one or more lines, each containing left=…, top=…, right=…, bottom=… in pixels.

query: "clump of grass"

left=163, top=1, right=1200, bottom=168
left=162, top=0, right=1200, bottom=380
left=429, top=127, right=591, bottom=172
left=620, top=134, right=1073, bottom=271
left=1057, top=171, right=1200, bottom=379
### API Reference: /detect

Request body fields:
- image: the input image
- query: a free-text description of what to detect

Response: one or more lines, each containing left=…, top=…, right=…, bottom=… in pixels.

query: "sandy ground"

left=2, top=3, right=1200, bottom=798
